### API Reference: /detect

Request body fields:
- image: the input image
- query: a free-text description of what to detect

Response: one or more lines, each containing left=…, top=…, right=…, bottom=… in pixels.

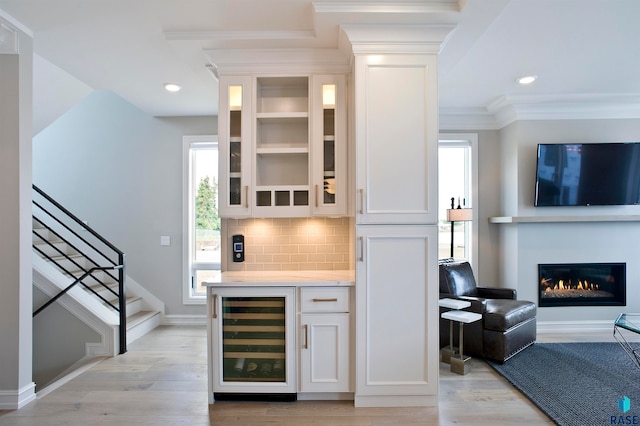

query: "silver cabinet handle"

left=358, top=189, right=364, bottom=214
left=244, top=186, right=249, bottom=208
left=358, top=237, right=364, bottom=262
left=303, top=324, right=309, bottom=349
left=212, top=294, right=218, bottom=319
left=315, top=184, right=319, bottom=208
left=312, top=298, right=338, bottom=302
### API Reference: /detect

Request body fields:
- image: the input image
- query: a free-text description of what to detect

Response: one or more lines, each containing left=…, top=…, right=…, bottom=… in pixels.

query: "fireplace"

left=538, top=262, right=626, bottom=307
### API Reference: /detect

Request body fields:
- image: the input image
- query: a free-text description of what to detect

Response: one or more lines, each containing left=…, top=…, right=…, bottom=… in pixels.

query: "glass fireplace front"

left=538, top=262, right=626, bottom=307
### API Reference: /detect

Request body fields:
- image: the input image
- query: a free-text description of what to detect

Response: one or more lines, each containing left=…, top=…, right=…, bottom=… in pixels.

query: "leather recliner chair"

left=439, top=260, right=537, bottom=363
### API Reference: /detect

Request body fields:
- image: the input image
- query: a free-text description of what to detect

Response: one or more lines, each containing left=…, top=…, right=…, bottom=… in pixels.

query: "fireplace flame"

left=541, top=276, right=611, bottom=299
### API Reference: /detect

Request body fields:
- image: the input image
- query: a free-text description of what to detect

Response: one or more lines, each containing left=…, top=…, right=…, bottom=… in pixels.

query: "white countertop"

left=203, top=270, right=355, bottom=287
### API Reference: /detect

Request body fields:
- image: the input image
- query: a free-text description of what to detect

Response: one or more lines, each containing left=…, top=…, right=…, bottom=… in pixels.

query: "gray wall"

left=32, top=287, right=100, bottom=390
left=495, top=118, right=640, bottom=323
left=33, top=90, right=217, bottom=317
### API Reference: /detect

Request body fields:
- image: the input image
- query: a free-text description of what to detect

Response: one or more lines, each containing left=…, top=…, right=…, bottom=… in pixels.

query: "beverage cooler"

left=210, top=287, right=296, bottom=401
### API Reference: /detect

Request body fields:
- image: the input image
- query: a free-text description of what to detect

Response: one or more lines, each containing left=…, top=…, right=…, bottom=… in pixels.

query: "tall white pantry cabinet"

left=351, top=52, right=440, bottom=407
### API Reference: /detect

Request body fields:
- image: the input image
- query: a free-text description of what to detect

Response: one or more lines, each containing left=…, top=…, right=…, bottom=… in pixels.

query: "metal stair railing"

left=32, top=184, right=127, bottom=354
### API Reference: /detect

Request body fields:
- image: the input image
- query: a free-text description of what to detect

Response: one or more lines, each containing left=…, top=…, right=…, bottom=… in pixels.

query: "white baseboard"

left=0, top=383, right=36, bottom=409
left=297, top=392, right=354, bottom=401
left=162, top=314, right=207, bottom=326
left=36, top=357, right=107, bottom=399
left=354, top=394, right=438, bottom=407
left=537, top=320, right=614, bottom=333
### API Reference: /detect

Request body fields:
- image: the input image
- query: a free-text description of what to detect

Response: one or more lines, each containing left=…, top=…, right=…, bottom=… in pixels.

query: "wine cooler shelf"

left=222, top=296, right=287, bottom=383
left=222, top=357, right=285, bottom=382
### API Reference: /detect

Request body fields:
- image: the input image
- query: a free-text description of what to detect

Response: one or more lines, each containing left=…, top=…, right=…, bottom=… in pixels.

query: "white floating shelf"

left=489, top=215, right=640, bottom=224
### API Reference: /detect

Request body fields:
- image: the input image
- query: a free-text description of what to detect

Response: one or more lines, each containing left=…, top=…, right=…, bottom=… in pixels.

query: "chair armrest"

left=440, top=294, right=487, bottom=313
left=476, top=287, right=517, bottom=300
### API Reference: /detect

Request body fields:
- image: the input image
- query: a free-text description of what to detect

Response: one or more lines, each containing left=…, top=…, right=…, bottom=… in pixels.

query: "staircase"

left=32, top=185, right=162, bottom=358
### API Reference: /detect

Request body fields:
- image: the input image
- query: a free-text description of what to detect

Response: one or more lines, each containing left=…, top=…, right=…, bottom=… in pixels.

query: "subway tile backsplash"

left=223, top=217, right=352, bottom=271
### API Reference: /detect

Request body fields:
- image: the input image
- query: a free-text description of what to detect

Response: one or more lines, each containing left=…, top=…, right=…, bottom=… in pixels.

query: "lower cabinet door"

left=355, top=224, right=439, bottom=403
left=300, top=313, right=350, bottom=392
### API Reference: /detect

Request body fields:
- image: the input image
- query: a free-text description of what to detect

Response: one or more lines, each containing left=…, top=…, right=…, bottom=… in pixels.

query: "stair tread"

left=127, top=311, right=160, bottom=330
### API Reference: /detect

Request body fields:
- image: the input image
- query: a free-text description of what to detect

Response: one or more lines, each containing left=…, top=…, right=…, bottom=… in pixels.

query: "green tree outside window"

left=196, top=176, right=220, bottom=231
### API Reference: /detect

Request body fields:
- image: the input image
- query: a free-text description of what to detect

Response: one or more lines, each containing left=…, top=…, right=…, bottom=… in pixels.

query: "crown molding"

left=205, top=48, right=351, bottom=76
left=313, top=0, right=461, bottom=14
left=490, top=94, right=640, bottom=128
left=0, top=21, right=19, bottom=54
left=441, top=94, right=640, bottom=130
left=164, top=29, right=316, bottom=41
left=341, top=24, right=457, bottom=54
left=439, top=108, right=500, bottom=130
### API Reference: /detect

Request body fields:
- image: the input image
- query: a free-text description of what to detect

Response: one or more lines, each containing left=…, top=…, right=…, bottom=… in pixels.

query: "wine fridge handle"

left=212, top=294, right=218, bottom=319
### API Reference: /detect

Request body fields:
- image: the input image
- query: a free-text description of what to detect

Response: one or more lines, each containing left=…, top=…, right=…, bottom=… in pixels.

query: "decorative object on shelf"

left=447, top=197, right=472, bottom=258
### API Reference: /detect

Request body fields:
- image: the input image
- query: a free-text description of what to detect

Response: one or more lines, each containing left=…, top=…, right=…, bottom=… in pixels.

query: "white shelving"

left=489, top=215, right=640, bottom=224
left=219, top=73, right=347, bottom=218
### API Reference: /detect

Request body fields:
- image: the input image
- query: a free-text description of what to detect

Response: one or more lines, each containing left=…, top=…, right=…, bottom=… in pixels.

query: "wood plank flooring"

left=0, top=325, right=624, bottom=425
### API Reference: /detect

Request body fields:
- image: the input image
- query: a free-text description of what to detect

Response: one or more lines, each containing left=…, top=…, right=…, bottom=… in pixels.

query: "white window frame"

left=438, top=133, right=478, bottom=269
left=182, top=135, right=219, bottom=304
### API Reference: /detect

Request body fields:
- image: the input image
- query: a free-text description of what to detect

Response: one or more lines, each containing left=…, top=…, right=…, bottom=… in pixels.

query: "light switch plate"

left=160, top=236, right=171, bottom=246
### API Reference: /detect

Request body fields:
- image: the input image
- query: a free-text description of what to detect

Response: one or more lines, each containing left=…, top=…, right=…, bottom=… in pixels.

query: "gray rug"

left=487, top=342, right=640, bottom=426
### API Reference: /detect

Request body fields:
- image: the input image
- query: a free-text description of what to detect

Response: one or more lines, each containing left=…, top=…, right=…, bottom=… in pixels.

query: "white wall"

left=32, top=54, right=93, bottom=136
left=0, top=18, right=35, bottom=408
left=33, top=90, right=217, bottom=317
left=496, top=118, right=640, bottom=323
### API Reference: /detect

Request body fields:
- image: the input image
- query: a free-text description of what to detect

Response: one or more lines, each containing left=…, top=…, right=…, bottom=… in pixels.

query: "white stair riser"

left=126, top=313, right=161, bottom=344
left=126, top=297, right=142, bottom=317
left=51, top=256, right=91, bottom=274
left=33, top=241, right=77, bottom=258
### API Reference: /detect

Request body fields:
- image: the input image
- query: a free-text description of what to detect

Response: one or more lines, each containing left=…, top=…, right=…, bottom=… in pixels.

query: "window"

left=438, top=134, right=478, bottom=265
left=183, top=136, right=220, bottom=303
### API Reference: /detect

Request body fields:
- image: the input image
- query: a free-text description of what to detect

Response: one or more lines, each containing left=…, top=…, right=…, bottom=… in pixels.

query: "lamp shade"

left=447, top=208, right=473, bottom=222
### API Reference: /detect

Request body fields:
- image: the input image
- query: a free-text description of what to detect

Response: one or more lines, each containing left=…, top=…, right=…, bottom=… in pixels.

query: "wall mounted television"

left=534, top=142, right=640, bottom=206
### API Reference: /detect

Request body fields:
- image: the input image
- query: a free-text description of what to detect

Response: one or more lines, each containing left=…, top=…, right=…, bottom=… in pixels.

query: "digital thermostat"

left=232, top=234, right=244, bottom=262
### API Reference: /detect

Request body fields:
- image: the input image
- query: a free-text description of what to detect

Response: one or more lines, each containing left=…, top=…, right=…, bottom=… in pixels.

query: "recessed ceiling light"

left=517, top=75, right=537, bottom=85
left=164, top=83, right=182, bottom=92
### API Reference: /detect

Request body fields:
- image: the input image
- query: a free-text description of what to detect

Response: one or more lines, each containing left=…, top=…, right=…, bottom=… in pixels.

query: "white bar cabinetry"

left=299, top=287, right=352, bottom=394
left=351, top=51, right=441, bottom=407
left=218, top=76, right=253, bottom=218
left=218, top=73, right=347, bottom=218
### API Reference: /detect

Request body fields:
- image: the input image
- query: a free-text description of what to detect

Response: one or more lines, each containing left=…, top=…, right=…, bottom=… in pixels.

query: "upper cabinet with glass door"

left=218, top=73, right=348, bottom=218
left=311, top=75, right=347, bottom=216
left=218, top=76, right=253, bottom=218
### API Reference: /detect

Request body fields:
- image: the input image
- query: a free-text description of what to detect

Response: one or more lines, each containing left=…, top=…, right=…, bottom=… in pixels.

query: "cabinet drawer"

left=300, top=287, right=350, bottom=313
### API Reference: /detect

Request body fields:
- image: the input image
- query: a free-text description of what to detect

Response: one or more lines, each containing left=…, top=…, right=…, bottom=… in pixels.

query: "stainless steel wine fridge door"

left=211, top=287, right=296, bottom=396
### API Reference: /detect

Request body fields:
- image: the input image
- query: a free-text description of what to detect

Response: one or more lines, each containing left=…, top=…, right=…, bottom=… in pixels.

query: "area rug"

left=487, top=342, right=640, bottom=426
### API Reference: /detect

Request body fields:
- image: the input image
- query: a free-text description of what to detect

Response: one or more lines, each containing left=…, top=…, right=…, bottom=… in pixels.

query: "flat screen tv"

left=534, top=142, right=640, bottom=206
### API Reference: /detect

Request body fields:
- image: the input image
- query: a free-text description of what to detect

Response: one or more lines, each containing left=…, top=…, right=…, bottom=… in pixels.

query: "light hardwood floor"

left=0, top=325, right=623, bottom=425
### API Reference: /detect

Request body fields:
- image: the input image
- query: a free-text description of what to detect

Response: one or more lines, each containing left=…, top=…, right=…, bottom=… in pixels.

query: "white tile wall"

left=223, top=217, right=351, bottom=271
